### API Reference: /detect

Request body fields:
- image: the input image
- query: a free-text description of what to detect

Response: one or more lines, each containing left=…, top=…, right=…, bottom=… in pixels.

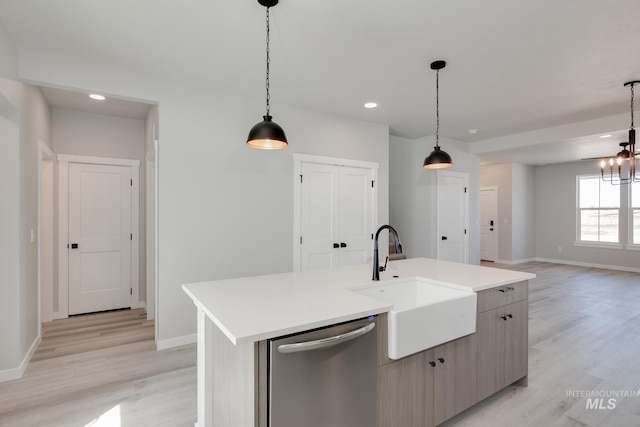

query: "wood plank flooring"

left=0, top=262, right=638, bottom=427
left=0, top=309, right=196, bottom=427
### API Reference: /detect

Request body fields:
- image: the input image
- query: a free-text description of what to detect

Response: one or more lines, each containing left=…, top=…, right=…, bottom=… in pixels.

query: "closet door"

left=338, top=166, right=373, bottom=267
left=298, top=161, right=374, bottom=272
left=300, top=162, right=340, bottom=271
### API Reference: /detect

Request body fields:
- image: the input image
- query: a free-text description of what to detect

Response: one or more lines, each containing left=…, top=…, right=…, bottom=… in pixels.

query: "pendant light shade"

left=424, top=60, right=452, bottom=169
left=247, top=115, right=288, bottom=149
left=423, top=145, right=453, bottom=168
left=246, top=0, right=288, bottom=149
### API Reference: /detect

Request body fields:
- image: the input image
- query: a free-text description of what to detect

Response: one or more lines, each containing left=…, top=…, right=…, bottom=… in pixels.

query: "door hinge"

left=300, top=174, right=303, bottom=183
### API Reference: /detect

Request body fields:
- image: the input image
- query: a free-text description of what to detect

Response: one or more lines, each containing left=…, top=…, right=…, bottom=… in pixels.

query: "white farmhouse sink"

left=354, top=278, right=477, bottom=360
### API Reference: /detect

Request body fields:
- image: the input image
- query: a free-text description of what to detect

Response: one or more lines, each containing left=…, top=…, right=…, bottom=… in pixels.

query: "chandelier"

left=600, top=80, right=639, bottom=184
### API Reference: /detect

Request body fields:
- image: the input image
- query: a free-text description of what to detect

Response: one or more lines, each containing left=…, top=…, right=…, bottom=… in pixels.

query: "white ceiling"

left=0, top=0, right=638, bottom=165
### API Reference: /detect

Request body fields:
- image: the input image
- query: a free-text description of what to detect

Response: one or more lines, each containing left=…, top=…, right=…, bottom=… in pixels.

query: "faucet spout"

left=372, top=225, right=403, bottom=281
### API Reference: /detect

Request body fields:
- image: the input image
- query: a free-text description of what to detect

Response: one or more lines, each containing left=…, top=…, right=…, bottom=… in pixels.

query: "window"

left=577, top=175, right=619, bottom=243
left=632, top=182, right=640, bottom=245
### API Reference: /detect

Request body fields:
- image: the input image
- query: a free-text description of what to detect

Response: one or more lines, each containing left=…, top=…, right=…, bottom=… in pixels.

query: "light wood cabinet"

left=476, top=294, right=528, bottom=401
left=432, top=334, right=478, bottom=425
left=377, top=350, right=433, bottom=427
left=378, top=280, right=528, bottom=427
left=377, top=332, right=478, bottom=427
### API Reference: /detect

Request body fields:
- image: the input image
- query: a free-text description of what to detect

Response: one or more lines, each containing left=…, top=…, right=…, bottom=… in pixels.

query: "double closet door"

left=298, top=159, right=377, bottom=272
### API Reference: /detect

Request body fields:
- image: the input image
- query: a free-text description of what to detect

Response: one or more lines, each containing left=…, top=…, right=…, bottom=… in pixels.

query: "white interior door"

left=68, top=163, right=132, bottom=315
left=437, top=171, right=469, bottom=263
left=480, top=187, right=498, bottom=261
left=338, top=166, right=373, bottom=266
left=297, top=156, right=376, bottom=272
left=300, top=162, right=340, bottom=271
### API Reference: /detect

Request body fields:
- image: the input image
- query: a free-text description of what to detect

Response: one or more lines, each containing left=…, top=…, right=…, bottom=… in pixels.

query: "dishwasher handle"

left=277, top=322, right=376, bottom=354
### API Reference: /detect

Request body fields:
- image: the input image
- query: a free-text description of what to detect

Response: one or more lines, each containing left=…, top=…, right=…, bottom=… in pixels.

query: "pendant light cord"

left=265, top=7, right=271, bottom=117
left=435, top=69, right=440, bottom=148
left=631, top=83, right=635, bottom=130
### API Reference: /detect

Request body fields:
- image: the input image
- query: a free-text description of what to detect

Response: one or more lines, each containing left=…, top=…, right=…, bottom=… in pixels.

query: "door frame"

left=292, top=153, right=378, bottom=272
left=38, top=141, right=55, bottom=329
left=436, top=170, right=470, bottom=264
left=57, top=154, right=141, bottom=318
left=480, top=186, right=499, bottom=262
left=146, top=139, right=158, bottom=328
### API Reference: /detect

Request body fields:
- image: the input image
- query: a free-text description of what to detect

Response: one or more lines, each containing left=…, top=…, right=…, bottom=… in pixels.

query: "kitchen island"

left=183, top=258, right=535, bottom=427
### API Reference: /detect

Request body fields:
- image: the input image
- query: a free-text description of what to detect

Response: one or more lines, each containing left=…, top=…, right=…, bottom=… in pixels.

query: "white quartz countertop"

left=182, top=258, right=535, bottom=346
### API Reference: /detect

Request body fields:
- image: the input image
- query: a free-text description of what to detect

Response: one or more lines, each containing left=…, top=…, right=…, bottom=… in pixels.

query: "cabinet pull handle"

left=340, top=242, right=347, bottom=248
left=333, top=243, right=339, bottom=248
left=507, top=314, right=513, bottom=318
left=429, top=361, right=436, bottom=367
left=501, top=315, right=508, bottom=321
left=506, top=286, right=514, bottom=291
left=498, top=289, right=506, bottom=293
left=438, top=357, right=445, bottom=363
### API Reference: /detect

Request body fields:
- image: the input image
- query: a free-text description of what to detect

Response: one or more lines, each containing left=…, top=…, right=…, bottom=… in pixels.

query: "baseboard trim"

left=534, top=257, right=640, bottom=274
left=0, top=334, right=41, bottom=383
left=493, top=258, right=537, bottom=265
left=156, top=333, right=197, bottom=351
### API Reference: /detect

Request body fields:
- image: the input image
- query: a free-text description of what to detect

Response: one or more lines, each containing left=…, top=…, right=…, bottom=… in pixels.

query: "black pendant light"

left=423, top=60, right=452, bottom=169
left=600, top=80, right=639, bottom=184
left=247, top=0, right=288, bottom=149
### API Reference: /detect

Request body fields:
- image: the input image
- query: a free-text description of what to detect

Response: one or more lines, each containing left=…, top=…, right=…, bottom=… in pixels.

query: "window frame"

left=575, top=174, right=623, bottom=249
left=627, top=181, right=640, bottom=250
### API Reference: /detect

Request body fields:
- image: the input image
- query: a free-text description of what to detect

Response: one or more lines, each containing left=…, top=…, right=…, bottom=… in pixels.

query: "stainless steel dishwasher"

left=269, top=316, right=377, bottom=427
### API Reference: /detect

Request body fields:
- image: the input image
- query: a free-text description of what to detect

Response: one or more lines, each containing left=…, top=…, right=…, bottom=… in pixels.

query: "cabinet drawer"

left=476, top=281, right=528, bottom=312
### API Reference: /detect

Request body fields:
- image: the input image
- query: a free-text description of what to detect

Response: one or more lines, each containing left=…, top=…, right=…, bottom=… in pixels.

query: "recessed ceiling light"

left=468, top=128, right=478, bottom=135
left=364, top=102, right=377, bottom=109
left=89, top=94, right=106, bottom=101
left=599, top=134, right=612, bottom=138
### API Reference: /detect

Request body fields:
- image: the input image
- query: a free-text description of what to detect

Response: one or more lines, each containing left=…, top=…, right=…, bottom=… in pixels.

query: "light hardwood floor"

left=0, top=262, right=638, bottom=427
left=0, top=309, right=197, bottom=427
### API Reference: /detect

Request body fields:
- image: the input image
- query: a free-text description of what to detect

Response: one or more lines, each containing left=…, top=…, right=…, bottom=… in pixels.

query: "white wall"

left=0, top=82, right=20, bottom=372
left=18, top=53, right=389, bottom=346
left=512, top=163, right=536, bottom=260
left=389, top=135, right=481, bottom=264
left=0, top=22, right=18, bottom=79
left=52, top=108, right=147, bottom=310
left=0, top=71, right=52, bottom=377
left=480, top=162, right=536, bottom=263
left=480, top=163, right=513, bottom=261
left=536, top=161, right=639, bottom=270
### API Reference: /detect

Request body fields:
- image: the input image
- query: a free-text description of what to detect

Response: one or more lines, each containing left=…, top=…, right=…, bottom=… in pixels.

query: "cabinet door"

left=432, top=334, right=478, bottom=425
left=504, top=300, right=528, bottom=386
left=476, top=308, right=505, bottom=401
left=378, top=351, right=432, bottom=427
